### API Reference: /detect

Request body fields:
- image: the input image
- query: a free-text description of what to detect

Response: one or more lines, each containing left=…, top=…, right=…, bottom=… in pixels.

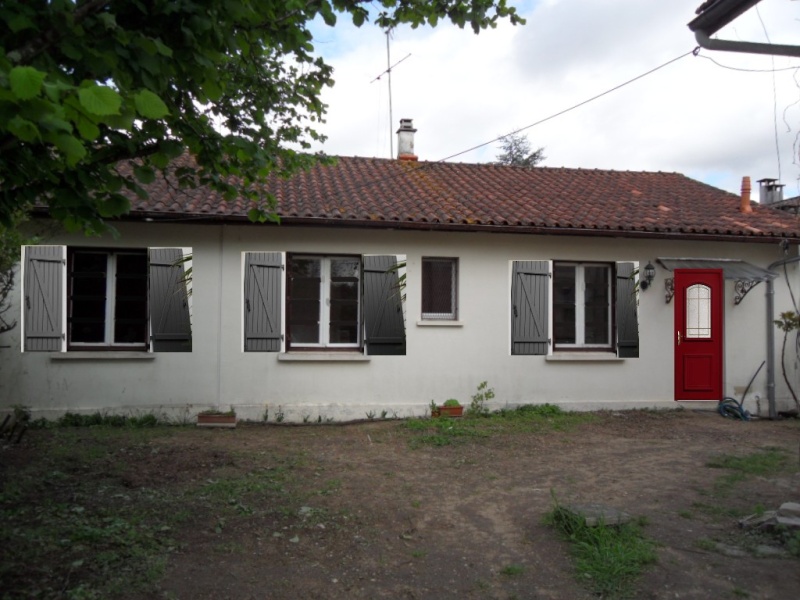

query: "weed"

left=731, top=586, right=750, bottom=598
left=545, top=493, right=656, bottom=598
left=694, top=537, right=717, bottom=552
left=302, top=414, right=311, bottom=423
left=706, top=448, right=790, bottom=476
left=380, top=410, right=388, bottom=419
left=275, top=406, right=285, bottom=423
left=500, top=564, right=524, bottom=576
left=678, top=509, right=693, bottom=519
left=467, top=381, right=495, bottom=417
left=411, top=549, right=427, bottom=558
left=366, top=410, right=376, bottom=420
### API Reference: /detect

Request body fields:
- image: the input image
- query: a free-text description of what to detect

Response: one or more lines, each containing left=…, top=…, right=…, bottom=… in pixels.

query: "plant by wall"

left=773, top=311, right=800, bottom=411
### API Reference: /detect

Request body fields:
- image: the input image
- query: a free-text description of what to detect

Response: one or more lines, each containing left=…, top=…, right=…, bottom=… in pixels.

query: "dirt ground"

left=4, top=409, right=800, bottom=599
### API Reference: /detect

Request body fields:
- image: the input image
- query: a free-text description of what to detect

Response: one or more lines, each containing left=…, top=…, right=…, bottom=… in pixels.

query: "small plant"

left=443, top=399, right=461, bottom=407
left=275, top=406, right=285, bottom=423
left=198, top=408, right=235, bottom=417
left=467, top=381, right=495, bottom=417
left=365, top=410, right=376, bottom=420
left=380, top=410, right=388, bottom=419
left=500, top=564, right=524, bottom=576
left=545, top=492, right=656, bottom=598
left=302, top=414, right=311, bottom=423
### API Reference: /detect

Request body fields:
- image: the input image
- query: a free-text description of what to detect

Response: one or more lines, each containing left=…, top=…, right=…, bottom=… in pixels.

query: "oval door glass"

left=686, top=284, right=711, bottom=338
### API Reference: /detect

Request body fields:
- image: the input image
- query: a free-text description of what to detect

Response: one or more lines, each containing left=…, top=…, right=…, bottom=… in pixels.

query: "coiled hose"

left=718, top=360, right=765, bottom=421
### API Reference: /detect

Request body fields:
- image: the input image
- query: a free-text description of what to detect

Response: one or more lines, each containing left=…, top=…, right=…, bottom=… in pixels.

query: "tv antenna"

left=371, top=29, right=411, bottom=157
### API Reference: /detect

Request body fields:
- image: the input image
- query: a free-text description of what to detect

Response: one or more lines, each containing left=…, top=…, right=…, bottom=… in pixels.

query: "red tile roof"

left=128, top=155, right=800, bottom=242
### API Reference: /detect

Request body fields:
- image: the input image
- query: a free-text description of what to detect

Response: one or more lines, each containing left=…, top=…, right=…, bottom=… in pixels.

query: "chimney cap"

left=397, top=118, right=417, bottom=133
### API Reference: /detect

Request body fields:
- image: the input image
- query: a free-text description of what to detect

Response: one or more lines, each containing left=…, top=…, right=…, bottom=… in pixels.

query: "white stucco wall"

left=1, top=221, right=797, bottom=421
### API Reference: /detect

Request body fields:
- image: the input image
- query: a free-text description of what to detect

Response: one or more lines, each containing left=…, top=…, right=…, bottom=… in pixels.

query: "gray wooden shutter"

left=24, top=245, right=64, bottom=352
left=616, top=262, right=639, bottom=358
left=148, top=248, right=192, bottom=352
left=363, top=255, right=406, bottom=356
left=511, top=260, right=550, bottom=355
left=244, top=252, right=282, bottom=352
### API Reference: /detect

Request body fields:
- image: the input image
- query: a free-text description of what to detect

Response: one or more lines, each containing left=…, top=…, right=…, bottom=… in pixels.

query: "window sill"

left=546, top=352, right=623, bottom=362
left=52, top=352, right=155, bottom=361
left=278, top=352, right=370, bottom=362
left=416, top=320, right=463, bottom=327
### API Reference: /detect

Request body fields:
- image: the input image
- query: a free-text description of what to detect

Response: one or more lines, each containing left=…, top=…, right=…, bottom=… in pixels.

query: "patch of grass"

left=411, top=549, right=427, bottom=558
left=706, top=447, right=790, bottom=476
left=706, top=448, right=794, bottom=498
left=731, top=586, right=751, bottom=598
left=694, top=537, right=718, bottom=552
left=677, top=509, right=693, bottom=519
left=545, top=496, right=657, bottom=599
left=500, top=564, right=525, bottom=576
left=404, top=404, right=595, bottom=447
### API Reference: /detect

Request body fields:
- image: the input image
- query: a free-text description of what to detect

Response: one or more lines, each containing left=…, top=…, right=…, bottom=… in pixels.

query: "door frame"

left=674, top=269, right=724, bottom=401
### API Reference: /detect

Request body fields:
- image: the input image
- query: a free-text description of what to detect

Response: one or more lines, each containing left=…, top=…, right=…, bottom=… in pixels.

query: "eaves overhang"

left=110, top=210, right=800, bottom=244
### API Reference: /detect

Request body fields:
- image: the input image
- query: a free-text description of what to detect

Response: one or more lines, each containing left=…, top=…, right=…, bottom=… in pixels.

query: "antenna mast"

left=370, top=30, right=411, bottom=158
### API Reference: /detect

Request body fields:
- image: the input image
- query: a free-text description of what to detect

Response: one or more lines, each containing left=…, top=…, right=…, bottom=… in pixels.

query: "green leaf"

left=134, top=165, right=156, bottom=184
left=134, top=90, right=169, bottom=119
left=7, top=116, right=40, bottom=142
left=98, top=194, right=131, bottom=217
left=78, top=85, right=122, bottom=116
left=153, top=38, right=173, bottom=58
left=76, top=118, right=100, bottom=141
left=53, top=134, right=87, bottom=166
left=9, top=67, right=46, bottom=100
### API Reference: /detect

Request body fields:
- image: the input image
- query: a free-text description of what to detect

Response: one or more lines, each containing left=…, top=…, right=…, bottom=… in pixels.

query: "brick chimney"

left=397, top=118, right=418, bottom=161
left=740, top=176, right=752, bottom=213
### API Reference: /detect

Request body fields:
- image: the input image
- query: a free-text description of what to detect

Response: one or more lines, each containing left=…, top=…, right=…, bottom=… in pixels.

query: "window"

left=244, top=253, right=406, bottom=355
left=287, top=255, right=361, bottom=348
left=685, top=284, right=712, bottom=338
left=68, top=249, right=148, bottom=347
left=511, top=260, right=638, bottom=357
left=553, top=263, right=611, bottom=349
left=421, top=257, right=457, bottom=320
left=23, top=246, right=192, bottom=352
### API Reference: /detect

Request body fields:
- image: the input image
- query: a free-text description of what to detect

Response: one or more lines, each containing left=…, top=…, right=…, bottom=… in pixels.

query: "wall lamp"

left=640, top=262, right=656, bottom=290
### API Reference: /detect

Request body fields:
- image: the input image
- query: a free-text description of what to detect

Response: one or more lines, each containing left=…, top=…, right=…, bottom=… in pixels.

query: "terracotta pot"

left=434, top=405, right=463, bottom=418
left=197, top=414, right=237, bottom=428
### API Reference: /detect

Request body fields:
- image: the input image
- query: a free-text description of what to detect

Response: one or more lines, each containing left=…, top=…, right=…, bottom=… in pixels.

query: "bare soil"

left=4, top=409, right=800, bottom=599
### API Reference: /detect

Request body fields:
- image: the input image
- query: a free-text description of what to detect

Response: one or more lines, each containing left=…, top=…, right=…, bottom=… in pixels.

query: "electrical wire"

left=756, top=4, right=781, bottom=181
left=696, top=54, right=800, bottom=73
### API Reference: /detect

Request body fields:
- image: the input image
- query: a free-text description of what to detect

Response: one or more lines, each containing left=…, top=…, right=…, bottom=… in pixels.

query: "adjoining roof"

left=688, top=1, right=800, bottom=57
left=125, top=154, right=800, bottom=242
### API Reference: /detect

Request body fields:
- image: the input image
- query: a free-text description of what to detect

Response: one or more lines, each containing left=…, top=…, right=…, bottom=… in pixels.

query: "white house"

left=2, top=123, right=800, bottom=421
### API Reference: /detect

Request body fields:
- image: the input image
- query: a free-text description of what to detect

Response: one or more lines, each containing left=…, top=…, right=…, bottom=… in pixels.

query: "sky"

left=304, top=0, right=800, bottom=197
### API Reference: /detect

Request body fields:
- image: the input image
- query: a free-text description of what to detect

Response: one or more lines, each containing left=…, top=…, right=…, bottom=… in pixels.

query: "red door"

left=674, top=269, right=724, bottom=400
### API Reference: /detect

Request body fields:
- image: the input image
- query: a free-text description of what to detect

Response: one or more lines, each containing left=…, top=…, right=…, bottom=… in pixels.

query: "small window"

left=421, top=257, right=458, bottom=320
left=553, top=262, right=612, bottom=349
left=685, top=284, right=712, bottom=339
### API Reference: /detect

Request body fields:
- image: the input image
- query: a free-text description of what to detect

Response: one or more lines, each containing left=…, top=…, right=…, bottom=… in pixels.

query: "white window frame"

left=421, top=257, right=458, bottom=320
left=287, top=255, right=361, bottom=349
left=68, top=249, right=148, bottom=348
left=553, top=262, right=612, bottom=350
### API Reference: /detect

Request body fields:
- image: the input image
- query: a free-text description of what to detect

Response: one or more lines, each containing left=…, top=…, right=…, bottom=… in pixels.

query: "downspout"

left=766, top=254, right=800, bottom=419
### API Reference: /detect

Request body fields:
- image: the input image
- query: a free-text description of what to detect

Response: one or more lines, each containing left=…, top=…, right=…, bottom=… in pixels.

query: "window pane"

left=553, top=265, right=575, bottom=344
left=422, top=259, right=455, bottom=317
left=114, top=253, right=148, bottom=344
left=686, top=284, right=711, bottom=338
left=329, top=259, right=359, bottom=343
left=289, top=258, right=321, bottom=343
left=584, top=266, right=610, bottom=344
left=70, top=252, right=107, bottom=343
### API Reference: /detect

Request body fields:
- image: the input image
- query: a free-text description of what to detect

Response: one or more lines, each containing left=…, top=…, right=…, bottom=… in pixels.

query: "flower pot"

left=197, top=414, right=237, bottom=428
left=433, top=405, right=463, bottom=418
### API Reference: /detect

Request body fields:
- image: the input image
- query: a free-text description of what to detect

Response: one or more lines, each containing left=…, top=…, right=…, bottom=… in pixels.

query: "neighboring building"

left=2, top=122, right=800, bottom=421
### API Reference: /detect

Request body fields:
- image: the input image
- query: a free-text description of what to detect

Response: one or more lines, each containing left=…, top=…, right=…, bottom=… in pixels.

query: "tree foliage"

left=0, top=0, right=524, bottom=233
left=0, top=214, right=38, bottom=338
left=496, top=131, right=545, bottom=168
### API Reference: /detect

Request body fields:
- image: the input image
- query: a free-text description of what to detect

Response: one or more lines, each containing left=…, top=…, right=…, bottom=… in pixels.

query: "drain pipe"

left=767, top=254, right=800, bottom=419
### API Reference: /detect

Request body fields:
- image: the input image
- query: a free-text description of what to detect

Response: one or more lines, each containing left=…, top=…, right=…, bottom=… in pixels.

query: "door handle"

left=677, top=331, right=682, bottom=346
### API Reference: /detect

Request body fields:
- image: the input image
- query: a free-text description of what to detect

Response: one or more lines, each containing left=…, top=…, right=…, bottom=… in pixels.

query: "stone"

left=777, top=502, right=800, bottom=518
left=775, top=515, right=800, bottom=530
